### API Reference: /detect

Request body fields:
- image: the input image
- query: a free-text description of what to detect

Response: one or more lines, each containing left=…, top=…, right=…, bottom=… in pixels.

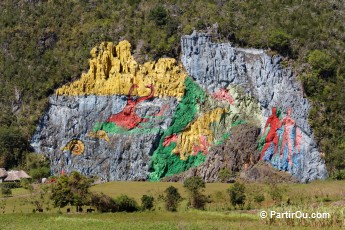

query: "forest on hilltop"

left=0, top=0, right=344, bottom=177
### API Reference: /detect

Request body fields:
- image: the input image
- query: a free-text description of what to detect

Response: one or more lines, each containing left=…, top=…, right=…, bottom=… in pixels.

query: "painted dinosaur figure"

left=107, top=84, right=154, bottom=130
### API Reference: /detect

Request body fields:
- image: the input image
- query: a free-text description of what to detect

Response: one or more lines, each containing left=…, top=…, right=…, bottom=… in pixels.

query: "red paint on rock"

left=107, top=84, right=154, bottom=130
left=192, top=135, right=209, bottom=155
left=163, top=134, right=178, bottom=147
left=213, top=88, right=235, bottom=105
left=280, top=108, right=295, bottom=164
left=260, top=107, right=282, bottom=160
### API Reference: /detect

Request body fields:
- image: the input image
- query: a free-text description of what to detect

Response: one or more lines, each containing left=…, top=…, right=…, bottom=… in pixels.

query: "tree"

left=228, top=182, right=246, bottom=209
left=149, top=6, right=169, bottom=27
left=308, top=50, right=336, bottom=78
left=268, top=30, right=292, bottom=56
left=24, top=153, right=50, bottom=181
left=183, top=176, right=207, bottom=210
left=218, top=168, right=231, bottom=182
left=141, top=194, right=154, bottom=211
left=164, top=186, right=182, bottom=212
left=268, top=183, right=284, bottom=204
left=116, top=195, right=138, bottom=212
left=90, top=193, right=118, bottom=213
left=50, top=171, right=93, bottom=212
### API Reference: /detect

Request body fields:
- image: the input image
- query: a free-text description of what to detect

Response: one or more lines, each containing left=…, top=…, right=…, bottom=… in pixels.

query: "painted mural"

left=47, top=40, right=265, bottom=180
left=259, top=107, right=304, bottom=171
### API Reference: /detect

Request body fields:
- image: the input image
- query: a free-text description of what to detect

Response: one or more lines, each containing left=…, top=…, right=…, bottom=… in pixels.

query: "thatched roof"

left=17, top=170, right=31, bottom=179
left=4, top=171, right=21, bottom=181
left=2, top=170, right=31, bottom=181
left=0, top=168, right=7, bottom=178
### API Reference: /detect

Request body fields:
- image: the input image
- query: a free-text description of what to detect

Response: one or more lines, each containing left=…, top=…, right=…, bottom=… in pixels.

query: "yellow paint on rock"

left=56, top=41, right=187, bottom=98
left=173, top=108, right=227, bottom=160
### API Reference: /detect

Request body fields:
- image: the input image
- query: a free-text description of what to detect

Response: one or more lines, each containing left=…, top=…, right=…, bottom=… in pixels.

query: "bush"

left=333, top=170, right=345, bottom=180
left=268, top=183, right=285, bottom=204
left=90, top=193, right=118, bottom=213
left=228, top=182, right=246, bottom=209
left=183, top=176, right=207, bottom=210
left=149, top=6, right=168, bottom=27
left=218, top=168, right=231, bottom=182
left=0, top=182, right=20, bottom=189
left=141, top=194, right=154, bottom=211
left=268, top=30, right=292, bottom=56
left=116, top=195, right=138, bottom=212
left=164, top=186, right=182, bottom=212
left=1, top=187, right=12, bottom=197
left=254, top=194, right=265, bottom=207
left=308, top=50, right=336, bottom=78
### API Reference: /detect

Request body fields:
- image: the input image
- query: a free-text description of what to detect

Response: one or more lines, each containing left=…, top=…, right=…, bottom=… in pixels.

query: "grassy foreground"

left=0, top=211, right=262, bottom=230
left=0, top=180, right=344, bottom=229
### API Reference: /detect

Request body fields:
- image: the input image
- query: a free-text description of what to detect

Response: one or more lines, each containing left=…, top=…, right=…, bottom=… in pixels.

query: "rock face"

left=31, top=32, right=327, bottom=182
left=31, top=95, right=178, bottom=181
left=181, top=31, right=327, bottom=182
left=162, top=124, right=261, bottom=182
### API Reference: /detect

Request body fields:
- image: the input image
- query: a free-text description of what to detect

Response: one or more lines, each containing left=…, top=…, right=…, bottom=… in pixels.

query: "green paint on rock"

left=92, top=121, right=161, bottom=135
left=149, top=77, right=207, bottom=181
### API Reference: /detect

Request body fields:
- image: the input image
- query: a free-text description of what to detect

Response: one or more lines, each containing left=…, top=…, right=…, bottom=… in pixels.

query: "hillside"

left=0, top=0, right=344, bottom=178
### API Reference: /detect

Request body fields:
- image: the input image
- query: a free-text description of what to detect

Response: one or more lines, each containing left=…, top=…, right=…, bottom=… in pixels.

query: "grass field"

left=0, top=180, right=344, bottom=229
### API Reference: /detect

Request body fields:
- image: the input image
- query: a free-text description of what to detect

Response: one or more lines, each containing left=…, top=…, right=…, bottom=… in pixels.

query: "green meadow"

left=0, top=180, right=344, bottom=229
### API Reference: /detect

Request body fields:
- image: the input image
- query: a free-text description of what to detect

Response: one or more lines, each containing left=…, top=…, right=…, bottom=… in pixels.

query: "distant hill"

left=0, top=0, right=343, bottom=178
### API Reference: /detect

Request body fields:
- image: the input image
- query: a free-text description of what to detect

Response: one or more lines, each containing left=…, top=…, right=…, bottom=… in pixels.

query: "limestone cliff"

left=181, top=31, right=327, bottom=182
left=31, top=32, right=327, bottom=182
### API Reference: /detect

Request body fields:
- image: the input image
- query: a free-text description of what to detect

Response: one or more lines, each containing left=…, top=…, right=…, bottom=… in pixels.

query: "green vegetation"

left=50, top=171, right=93, bottom=211
left=218, top=168, right=232, bottom=182
left=183, top=176, right=207, bottom=210
left=116, top=195, right=139, bottom=212
left=141, top=194, right=154, bottom=211
left=0, top=0, right=344, bottom=175
left=228, top=182, right=246, bottom=209
left=24, top=153, right=50, bottom=181
left=1, top=187, right=12, bottom=197
left=0, top=180, right=344, bottom=229
left=163, top=186, right=182, bottom=212
left=90, top=193, right=117, bottom=213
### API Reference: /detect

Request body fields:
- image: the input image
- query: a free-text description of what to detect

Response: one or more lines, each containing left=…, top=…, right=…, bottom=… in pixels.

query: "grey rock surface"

left=181, top=31, right=327, bottom=182
left=31, top=95, right=178, bottom=181
left=163, top=124, right=261, bottom=182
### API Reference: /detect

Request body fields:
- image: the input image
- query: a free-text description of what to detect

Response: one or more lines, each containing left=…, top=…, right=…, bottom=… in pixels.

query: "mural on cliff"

left=31, top=32, right=327, bottom=182
left=259, top=107, right=303, bottom=174
left=181, top=31, right=327, bottom=182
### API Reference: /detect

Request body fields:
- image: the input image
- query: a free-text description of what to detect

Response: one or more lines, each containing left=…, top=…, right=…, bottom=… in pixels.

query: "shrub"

left=149, top=6, right=168, bottom=27
left=164, top=186, right=182, bottom=212
left=0, top=182, right=20, bottom=189
left=90, top=193, right=118, bottom=212
left=268, top=183, right=285, bottom=204
left=333, top=170, right=345, bottom=180
left=183, top=176, right=207, bottom=210
left=141, top=194, right=154, bottom=211
left=218, top=168, right=231, bottom=182
left=116, top=195, right=138, bottom=212
left=254, top=194, right=265, bottom=207
left=268, top=30, right=292, bottom=56
left=1, top=187, right=12, bottom=197
left=228, top=182, right=246, bottom=209
left=308, top=50, right=336, bottom=78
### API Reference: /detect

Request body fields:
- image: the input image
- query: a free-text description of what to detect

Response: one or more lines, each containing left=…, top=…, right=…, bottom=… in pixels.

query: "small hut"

left=4, top=171, right=21, bottom=182
left=0, top=168, right=8, bottom=183
left=1, top=170, right=32, bottom=182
